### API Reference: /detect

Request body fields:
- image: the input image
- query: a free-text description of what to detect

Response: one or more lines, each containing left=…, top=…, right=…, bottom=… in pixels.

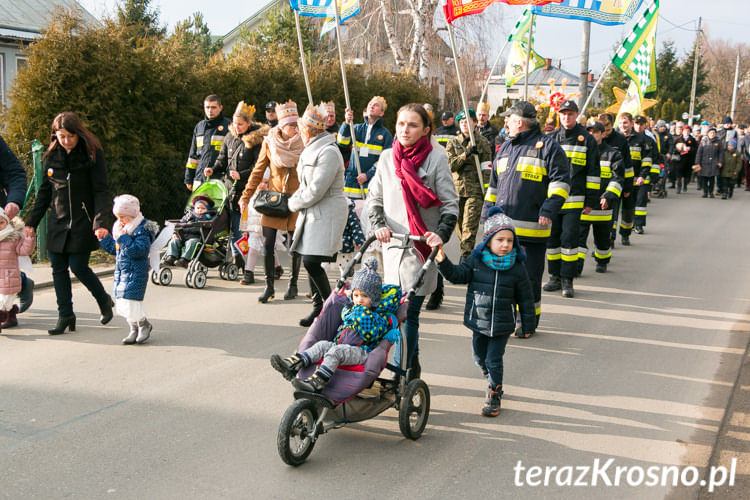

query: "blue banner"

left=289, top=0, right=333, bottom=18
left=532, top=0, right=644, bottom=26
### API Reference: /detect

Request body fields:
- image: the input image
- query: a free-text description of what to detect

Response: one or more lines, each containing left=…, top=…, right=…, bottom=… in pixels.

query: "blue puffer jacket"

left=100, top=219, right=157, bottom=300
left=438, top=254, right=535, bottom=337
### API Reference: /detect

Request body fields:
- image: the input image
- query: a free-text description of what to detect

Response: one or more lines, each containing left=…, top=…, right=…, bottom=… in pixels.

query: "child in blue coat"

left=436, top=207, right=535, bottom=417
left=99, top=195, right=157, bottom=344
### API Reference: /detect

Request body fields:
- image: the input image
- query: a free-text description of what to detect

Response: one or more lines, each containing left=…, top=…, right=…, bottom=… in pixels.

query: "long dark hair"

left=396, top=103, right=432, bottom=137
left=45, top=112, right=102, bottom=161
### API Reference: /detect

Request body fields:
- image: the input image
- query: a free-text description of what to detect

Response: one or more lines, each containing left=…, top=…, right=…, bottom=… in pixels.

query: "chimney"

left=544, top=58, right=551, bottom=70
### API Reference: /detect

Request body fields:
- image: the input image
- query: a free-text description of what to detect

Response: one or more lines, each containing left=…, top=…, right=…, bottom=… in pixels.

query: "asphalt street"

left=1, top=186, right=749, bottom=499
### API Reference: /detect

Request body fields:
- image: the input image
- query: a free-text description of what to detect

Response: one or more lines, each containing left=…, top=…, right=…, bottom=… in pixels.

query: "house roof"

left=0, top=0, right=97, bottom=37
left=221, top=0, right=283, bottom=47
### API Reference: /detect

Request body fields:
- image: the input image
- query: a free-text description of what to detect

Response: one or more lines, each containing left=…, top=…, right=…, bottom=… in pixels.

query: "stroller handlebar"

left=390, top=232, right=428, bottom=243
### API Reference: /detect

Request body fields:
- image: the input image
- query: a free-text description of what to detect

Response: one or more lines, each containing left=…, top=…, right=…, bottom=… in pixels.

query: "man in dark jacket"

left=619, top=113, right=652, bottom=239
left=482, top=101, right=571, bottom=329
left=185, top=95, right=231, bottom=191
left=477, top=102, right=499, bottom=149
left=543, top=100, right=600, bottom=298
left=0, top=135, right=33, bottom=311
left=598, top=113, right=633, bottom=245
left=264, top=101, right=279, bottom=127
left=435, top=111, right=460, bottom=148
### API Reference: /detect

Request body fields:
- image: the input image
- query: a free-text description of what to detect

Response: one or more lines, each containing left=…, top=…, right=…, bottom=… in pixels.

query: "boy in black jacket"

left=436, top=206, right=535, bottom=417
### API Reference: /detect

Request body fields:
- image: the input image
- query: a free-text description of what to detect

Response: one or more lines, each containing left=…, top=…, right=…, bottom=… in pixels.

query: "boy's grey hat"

left=351, top=257, right=382, bottom=306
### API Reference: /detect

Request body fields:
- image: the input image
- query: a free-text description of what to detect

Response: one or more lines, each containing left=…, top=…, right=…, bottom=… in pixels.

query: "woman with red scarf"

left=368, top=103, right=459, bottom=378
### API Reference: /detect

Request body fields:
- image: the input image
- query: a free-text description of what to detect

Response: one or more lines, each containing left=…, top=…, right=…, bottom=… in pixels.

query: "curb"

left=34, top=267, right=116, bottom=290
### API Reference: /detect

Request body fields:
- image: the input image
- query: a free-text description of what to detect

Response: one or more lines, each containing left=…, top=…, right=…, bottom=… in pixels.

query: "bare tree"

left=700, top=32, right=750, bottom=125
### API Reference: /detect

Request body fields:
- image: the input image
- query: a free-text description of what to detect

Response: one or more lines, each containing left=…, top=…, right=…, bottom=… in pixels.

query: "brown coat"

left=0, top=219, right=35, bottom=295
left=239, top=139, right=300, bottom=231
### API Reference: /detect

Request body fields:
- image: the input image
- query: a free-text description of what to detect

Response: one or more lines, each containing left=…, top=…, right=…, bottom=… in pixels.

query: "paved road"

left=2, top=188, right=749, bottom=499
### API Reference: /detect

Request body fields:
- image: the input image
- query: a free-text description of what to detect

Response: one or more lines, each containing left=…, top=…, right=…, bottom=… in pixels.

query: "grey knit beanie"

left=351, top=257, right=382, bottom=306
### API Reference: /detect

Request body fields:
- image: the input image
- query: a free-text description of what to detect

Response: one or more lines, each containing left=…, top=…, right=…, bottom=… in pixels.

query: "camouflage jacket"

left=446, top=131, right=492, bottom=197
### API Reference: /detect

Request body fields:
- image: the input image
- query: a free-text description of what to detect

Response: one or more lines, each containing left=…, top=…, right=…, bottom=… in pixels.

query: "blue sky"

left=78, top=0, right=749, bottom=74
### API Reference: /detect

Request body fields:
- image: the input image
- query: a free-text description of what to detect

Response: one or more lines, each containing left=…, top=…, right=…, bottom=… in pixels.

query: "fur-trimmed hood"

left=0, top=217, right=26, bottom=242
left=230, top=123, right=270, bottom=150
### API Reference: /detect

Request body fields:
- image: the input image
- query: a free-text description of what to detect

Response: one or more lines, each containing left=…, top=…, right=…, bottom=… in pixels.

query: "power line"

left=660, top=15, right=699, bottom=32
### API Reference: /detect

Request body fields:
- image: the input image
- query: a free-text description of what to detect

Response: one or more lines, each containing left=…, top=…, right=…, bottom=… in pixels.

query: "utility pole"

left=579, top=20, right=591, bottom=108
left=688, top=17, right=702, bottom=127
left=731, top=49, right=740, bottom=121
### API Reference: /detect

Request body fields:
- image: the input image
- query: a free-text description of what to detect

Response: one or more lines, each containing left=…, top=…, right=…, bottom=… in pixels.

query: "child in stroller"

left=271, top=257, right=401, bottom=392
left=163, top=195, right=213, bottom=267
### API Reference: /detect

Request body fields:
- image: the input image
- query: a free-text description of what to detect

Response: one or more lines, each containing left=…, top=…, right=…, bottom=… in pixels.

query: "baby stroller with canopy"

left=275, top=233, right=437, bottom=466
left=151, top=180, right=240, bottom=289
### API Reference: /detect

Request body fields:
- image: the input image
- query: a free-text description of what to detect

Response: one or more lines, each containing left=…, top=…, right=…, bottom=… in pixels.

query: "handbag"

left=253, top=169, right=291, bottom=217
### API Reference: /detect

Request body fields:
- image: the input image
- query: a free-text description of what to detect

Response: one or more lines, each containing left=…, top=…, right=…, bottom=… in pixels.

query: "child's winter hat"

left=728, top=138, right=738, bottom=148
left=351, top=257, right=382, bottom=307
left=113, top=194, right=140, bottom=218
left=192, top=194, right=214, bottom=211
left=276, top=100, right=299, bottom=127
left=472, top=207, right=525, bottom=261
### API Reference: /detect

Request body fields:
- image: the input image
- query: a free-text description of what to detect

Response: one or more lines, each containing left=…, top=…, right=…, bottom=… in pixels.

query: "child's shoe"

left=270, top=354, right=304, bottom=380
left=1, top=305, right=18, bottom=328
left=163, top=255, right=176, bottom=266
left=135, top=318, right=152, bottom=344
left=176, top=258, right=189, bottom=268
left=481, top=385, right=503, bottom=417
left=292, top=369, right=330, bottom=393
left=122, top=322, right=139, bottom=344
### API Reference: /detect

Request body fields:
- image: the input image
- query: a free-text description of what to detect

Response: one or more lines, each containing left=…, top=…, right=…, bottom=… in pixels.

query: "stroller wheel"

left=277, top=399, right=319, bottom=466
left=399, top=379, right=430, bottom=440
left=226, top=264, right=239, bottom=281
left=218, top=264, right=227, bottom=280
left=185, top=271, right=194, bottom=288
left=151, top=271, right=159, bottom=285
left=159, top=268, right=173, bottom=286
left=193, top=270, right=207, bottom=289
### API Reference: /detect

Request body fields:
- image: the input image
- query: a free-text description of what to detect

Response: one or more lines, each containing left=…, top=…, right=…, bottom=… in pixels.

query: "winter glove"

left=466, top=144, right=479, bottom=157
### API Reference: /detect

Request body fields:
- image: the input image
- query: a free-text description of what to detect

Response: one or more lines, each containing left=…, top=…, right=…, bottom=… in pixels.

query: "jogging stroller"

left=275, top=233, right=437, bottom=466
left=151, top=180, right=240, bottom=289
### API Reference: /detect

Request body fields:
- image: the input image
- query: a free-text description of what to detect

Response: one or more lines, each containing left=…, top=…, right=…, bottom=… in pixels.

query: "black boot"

left=18, top=276, right=34, bottom=313
left=99, top=295, right=114, bottom=325
left=284, top=253, right=301, bottom=300
left=292, top=368, right=331, bottom=393
left=407, top=354, right=421, bottom=381
left=299, top=274, right=330, bottom=327
left=543, top=275, right=562, bottom=292
left=561, top=277, right=575, bottom=298
left=258, top=254, right=275, bottom=303
left=48, top=315, right=76, bottom=335
left=240, top=270, right=255, bottom=285
left=425, top=275, right=443, bottom=310
left=270, top=353, right=305, bottom=380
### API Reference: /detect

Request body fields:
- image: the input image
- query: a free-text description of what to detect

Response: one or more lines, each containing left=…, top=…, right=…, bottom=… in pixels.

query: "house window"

left=16, top=56, right=28, bottom=73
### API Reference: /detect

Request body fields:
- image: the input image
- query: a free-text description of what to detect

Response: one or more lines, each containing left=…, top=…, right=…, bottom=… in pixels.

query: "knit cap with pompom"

left=351, top=257, right=383, bottom=306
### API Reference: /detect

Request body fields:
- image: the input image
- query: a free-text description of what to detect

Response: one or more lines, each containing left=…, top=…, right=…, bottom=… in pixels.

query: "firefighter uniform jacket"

left=624, top=131, right=654, bottom=182
left=482, top=128, right=571, bottom=243
left=446, top=132, right=493, bottom=197
left=435, top=124, right=460, bottom=148
left=185, top=114, right=231, bottom=185
left=603, top=129, right=633, bottom=195
left=644, top=133, right=661, bottom=179
left=550, top=124, right=600, bottom=212
left=337, top=117, right=393, bottom=199
left=581, top=142, right=625, bottom=224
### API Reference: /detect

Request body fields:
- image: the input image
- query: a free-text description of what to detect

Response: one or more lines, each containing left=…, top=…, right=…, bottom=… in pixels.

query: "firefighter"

left=635, top=115, right=661, bottom=204
left=184, top=94, right=231, bottom=191
left=435, top=111, right=460, bottom=148
left=578, top=121, right=626, bottom=274
left=543, top=100, right=600, bottom=298
left=482, top=101, right=570, bottom=333
left=598, top=113, right=634, bottom=246
left=620, top=113, right=654, bottom=236
left=446, top=108, right=493, bottom=259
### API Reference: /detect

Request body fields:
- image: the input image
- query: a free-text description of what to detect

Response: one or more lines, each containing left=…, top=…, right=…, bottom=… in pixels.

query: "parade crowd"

left=1, top=94, right=747, bottom=416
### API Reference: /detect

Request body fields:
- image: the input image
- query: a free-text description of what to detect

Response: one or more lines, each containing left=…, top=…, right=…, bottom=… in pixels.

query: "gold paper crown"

left=234, top=101, right=256, bottom=121
left=370, top=96, right=387, bottom=111
left=325, top=101, right=335, bottom=113
left=276, top=100, right=298, bottom=119
left=478, top=102, right=491, bottom=112
left=300, top=103, right=327, bottom=130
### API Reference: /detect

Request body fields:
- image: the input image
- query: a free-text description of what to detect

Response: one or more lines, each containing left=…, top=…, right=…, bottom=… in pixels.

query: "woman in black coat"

left=674, top=125, right=698, bottom=193
left=26, top=112, right=113, bottom=334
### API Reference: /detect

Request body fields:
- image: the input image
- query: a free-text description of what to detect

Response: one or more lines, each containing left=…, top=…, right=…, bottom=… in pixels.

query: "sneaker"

left=270, top=354, right=304, bottom=381
left=543, top=275, right=562, bottom=292
left=595, top=263, right=607, bottom=273
left=481, top=386, right=502, bottom=417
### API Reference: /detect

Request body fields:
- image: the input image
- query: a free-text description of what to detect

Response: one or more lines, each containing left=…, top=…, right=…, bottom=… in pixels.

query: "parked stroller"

left=275, top=233, right=437, bottom=466
left=151, top=180, right=240, bottom=289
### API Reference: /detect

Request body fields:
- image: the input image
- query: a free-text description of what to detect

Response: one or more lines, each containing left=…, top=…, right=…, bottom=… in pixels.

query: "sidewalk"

left=30, top=263, right=115, bottom=289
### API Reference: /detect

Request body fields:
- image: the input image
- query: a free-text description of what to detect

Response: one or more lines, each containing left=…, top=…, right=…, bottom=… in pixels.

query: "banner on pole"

left=320, top=0, right=360, bottom=38
left=616, top=80, right=643, bottom=120
left=612, top=0, right=659, bottom=98
left=443, top=0, right=562, bottom=25
left=504, top=9, right=546, bottom=87
left=289, top=0, right=333, bottom=17
left=533, top=0, right=643, bottom=26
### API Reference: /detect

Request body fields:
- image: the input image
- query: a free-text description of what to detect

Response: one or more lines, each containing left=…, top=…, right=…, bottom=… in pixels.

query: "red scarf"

left=392, top=135, right=442, bottom=259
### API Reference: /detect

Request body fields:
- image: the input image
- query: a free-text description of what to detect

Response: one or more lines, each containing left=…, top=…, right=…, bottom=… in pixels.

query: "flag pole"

left=333, top=0, right=365, bottom=199
left=580, top=60, right=612, bottom=116
left=478, top=38, right=510, bottom=107
left=294, top=11, right=314, bottom=106
left=447, top=21, right=485, bottom=196
left=523, top=13, right=535, bottom=100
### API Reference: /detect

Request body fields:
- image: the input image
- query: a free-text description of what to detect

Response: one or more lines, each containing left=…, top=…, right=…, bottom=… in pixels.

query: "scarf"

left=392, top=135, right=441, bottom=259
left=112, top=213, right=144, bottom=240
left=481, top=248, right=517, bottom=271
left=266, top=126, right=304, bottom=169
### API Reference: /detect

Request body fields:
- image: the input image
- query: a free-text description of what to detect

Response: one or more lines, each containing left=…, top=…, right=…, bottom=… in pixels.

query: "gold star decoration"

left=605, top=86, right=658, bottom=114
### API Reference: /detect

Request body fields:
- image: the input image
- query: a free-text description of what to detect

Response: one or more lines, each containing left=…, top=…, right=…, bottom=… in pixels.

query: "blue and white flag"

left=289, top=0, right=334, bottom=18
left=319, top=0, right=360, bottom=38
left=532, top=0, right=643, bottom=26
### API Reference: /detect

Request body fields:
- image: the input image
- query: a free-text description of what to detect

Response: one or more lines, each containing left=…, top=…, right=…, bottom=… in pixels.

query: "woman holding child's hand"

left=366, top=103, right=458, bottom=377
